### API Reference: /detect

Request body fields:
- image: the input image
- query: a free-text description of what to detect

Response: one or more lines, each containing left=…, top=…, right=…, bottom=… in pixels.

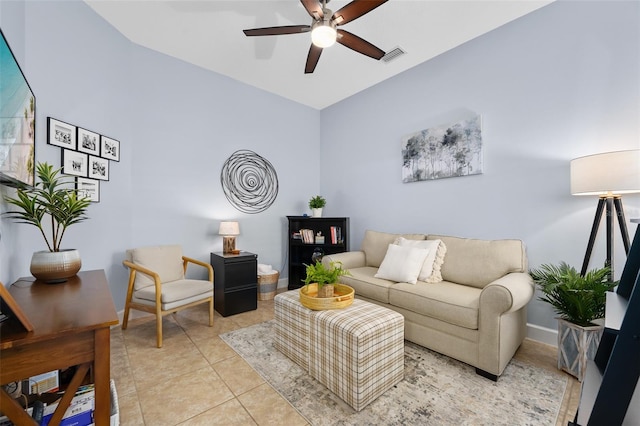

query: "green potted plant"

left=308, top=195, right=326, bottom=218
left=529, top=261, right=616, bottom=381
left=3, top=162, right=91, bottom=283
left=303, top=260, right=349, bottom=298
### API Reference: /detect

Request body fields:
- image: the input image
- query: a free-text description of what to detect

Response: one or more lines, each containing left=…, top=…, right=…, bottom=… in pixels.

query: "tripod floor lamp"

left=570, top=149, right=640, bottom=278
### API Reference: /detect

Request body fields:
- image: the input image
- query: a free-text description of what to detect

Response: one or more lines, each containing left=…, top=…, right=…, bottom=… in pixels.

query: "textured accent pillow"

left=374, top=244, right=430, bottom=284
left=395, top=237, right=447, bottom=283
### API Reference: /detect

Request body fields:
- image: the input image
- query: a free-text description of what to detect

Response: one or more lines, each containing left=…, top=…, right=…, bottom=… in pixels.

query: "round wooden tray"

left=299, top=283, right=355, bottom=310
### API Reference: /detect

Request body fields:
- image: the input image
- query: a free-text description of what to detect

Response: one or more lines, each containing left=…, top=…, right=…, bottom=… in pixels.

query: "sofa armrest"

left=479, top=272, right=534, bottom=314
left=321, top=251, right=366, bottom=270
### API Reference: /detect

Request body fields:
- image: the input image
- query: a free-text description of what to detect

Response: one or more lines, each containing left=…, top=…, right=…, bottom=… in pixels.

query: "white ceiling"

left=85, top=0, right=553, bottom=110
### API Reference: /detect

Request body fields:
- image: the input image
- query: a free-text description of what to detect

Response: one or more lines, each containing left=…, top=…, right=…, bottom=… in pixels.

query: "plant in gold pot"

left=3, top=162, right=91, bottom=283
left=303, top=260, right=349, bottom=298
left=530, top=261, right=616, bottom=381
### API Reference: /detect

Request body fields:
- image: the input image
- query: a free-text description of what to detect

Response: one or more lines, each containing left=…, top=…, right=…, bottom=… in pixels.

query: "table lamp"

left=219, top=221, right=240, bottom=254
left=570, top=149, right=640, bottom=277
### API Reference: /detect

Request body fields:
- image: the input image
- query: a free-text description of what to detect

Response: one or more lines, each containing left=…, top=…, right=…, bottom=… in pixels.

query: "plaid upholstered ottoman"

left=274, top=290, right=313, bottom=371
left=274, top=290, right=404, bottom=411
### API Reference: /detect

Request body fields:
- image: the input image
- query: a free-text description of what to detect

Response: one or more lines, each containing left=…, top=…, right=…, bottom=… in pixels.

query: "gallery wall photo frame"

left=76, top=177, right=100, bottom=203
left=61, top=149, right=88, bottom=177
left=48, top=117, right=77, bottom=150
left=77, top=127, right=100, bottom=155
left=100, top=136, right=120, bottom=162
left=88, top=155, right=109, bottom=181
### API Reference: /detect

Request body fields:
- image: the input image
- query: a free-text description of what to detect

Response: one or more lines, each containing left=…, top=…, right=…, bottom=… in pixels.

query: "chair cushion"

left=134, top=279, right=213, bottom=304
left=128, top=245, right=185, bottom=290
left=427, top=235, right=527, bottom=289
left=361, top=230, right=426, bottom=268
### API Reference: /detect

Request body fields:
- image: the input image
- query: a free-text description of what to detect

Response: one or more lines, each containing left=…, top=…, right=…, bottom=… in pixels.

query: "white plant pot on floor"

left=557, top=317, right=604, bottom=381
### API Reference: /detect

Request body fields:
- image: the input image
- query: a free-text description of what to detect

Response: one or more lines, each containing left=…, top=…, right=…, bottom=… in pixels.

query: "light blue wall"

left=1, top=0, right=638, bottom=331
left=0, top=0, right=321, bottom=310
left=319, top=0, right=640, bottom=330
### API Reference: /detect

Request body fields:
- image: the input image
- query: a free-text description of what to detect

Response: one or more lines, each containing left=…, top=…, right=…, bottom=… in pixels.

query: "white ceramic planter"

left=311, top=208, right=323, bottom=218
left=30, top=249, right=81, bottom=283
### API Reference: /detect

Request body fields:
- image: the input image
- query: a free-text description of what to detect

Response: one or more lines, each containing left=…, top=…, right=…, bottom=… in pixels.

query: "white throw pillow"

left=374, top=244, right=430, bottom=284
left=395, top=237, right=447, bottom=283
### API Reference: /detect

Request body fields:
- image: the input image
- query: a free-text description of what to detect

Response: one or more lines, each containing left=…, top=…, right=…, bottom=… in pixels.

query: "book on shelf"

left=329, top=226, right=342, bottom=244
left=299, top=229, right=315, bottom=244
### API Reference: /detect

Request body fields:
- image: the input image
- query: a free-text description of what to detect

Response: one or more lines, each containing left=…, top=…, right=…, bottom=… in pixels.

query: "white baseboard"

left=277, top=278, right=288, bottom=290
left=526, top=323, right=557, bottom=347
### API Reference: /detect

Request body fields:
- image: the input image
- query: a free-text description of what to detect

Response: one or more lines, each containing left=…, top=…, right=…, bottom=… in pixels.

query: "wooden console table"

left=0, top=270, right=119, bottom=425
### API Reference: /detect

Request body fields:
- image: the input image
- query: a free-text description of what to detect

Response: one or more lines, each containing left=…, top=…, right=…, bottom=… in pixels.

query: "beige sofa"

left=321, top=230, right=534, bottom=380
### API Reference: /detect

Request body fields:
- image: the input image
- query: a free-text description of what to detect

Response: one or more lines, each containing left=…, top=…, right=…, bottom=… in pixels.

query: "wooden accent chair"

left=122, top=245, right=214, bottom=347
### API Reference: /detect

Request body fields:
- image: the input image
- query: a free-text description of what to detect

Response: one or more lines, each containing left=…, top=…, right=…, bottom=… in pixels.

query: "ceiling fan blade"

left=331, top=0, right=388, bottom=26
left=243, top=25, right=310, bottom=37
left=300, top=0, right=324, bottom=20
left=305, top=44, right=323, bottom=74
left=336, top=29, right=385, bottom=60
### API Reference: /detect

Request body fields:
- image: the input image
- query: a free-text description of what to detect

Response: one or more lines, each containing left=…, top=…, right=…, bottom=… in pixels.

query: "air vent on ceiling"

left=382, top=47, right=406, bottom=63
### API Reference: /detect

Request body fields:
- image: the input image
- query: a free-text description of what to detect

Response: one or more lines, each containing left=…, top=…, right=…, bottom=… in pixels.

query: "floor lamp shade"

left=219, top=221, right=240, bottom=254
left=570, top=149, right=640, bottom=277
left=570, top=149, right=640, bottom=196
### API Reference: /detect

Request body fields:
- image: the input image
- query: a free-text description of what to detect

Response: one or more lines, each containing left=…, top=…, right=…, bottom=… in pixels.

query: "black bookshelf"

left=572, top=219, right=640, bottom=425
left=287, top=216, right=349, bottom=290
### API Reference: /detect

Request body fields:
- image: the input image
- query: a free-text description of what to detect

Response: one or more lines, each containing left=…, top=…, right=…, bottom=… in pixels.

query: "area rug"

left=220, top=321, right=568, bottom=425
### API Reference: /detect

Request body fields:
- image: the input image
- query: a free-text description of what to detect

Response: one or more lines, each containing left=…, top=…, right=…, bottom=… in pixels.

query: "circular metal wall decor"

left=220, top=150, right=278, bottom=214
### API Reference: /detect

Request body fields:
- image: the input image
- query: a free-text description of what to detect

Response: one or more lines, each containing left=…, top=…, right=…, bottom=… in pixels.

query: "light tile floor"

left=111, top=295, right=580, bottom=425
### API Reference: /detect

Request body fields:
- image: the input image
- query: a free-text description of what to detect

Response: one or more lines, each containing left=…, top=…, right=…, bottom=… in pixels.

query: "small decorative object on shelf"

left=308, top=195, right=326, bottom=218
left=315, top=231, right=325, bottom=244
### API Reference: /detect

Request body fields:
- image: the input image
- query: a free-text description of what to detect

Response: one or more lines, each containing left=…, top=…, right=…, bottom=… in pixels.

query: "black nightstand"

left=210, top=251, right=258, bottom=317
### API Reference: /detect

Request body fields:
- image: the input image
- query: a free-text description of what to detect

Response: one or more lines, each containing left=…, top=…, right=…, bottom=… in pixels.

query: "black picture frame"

left=0, top=28, right=36, bottom=188
left=88, top=155, right=109, bottom=181
left=100, top=136, right=120, bottom=162
left=77, top=127, right=100, bottom=155
left=61, top=149, right=88, bottom=177
left=76, top=177, right=100, bottom=203
left=48, top=117, right=77, bottom=150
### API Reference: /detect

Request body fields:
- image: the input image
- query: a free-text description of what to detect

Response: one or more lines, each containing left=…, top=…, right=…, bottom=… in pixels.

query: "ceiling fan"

left=243, top=0, right=388, bottom=74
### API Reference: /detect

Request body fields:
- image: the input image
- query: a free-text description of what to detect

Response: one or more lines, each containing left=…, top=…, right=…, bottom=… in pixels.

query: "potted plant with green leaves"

left=4, top=162, right=91, bottom=283
left=308, top=195, right=326, bottom=218
left=529, top=261, right=616, bottom=381
left=303, top=260, right=349, bottom=298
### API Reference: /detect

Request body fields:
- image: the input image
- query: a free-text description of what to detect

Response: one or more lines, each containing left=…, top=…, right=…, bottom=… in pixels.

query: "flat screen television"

left=0, top=27, right=35, bottom=188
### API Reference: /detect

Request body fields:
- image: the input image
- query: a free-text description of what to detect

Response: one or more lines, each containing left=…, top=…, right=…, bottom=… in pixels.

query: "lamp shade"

left=570, top=149, right=640, bottom=196
left=218, top=221, right=240, bottom=236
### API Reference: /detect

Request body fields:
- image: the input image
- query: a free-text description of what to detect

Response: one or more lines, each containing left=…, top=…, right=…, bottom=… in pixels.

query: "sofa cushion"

left=361, top=230, right=426, bottom=268
left=339, top=267, right=395, bottom=304
left=128, top=245, right=185, bottom=290
left=395, top=237, right=447, bottom=283
left=389, top=281, right=481, bottom=330
left=427, top=235, right=526, bottom=289
left=374, top=244, right=430, bottom=284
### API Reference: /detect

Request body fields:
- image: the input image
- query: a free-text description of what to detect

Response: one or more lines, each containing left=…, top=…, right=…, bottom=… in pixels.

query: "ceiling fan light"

left=311, top=25, right=337, bottom=48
